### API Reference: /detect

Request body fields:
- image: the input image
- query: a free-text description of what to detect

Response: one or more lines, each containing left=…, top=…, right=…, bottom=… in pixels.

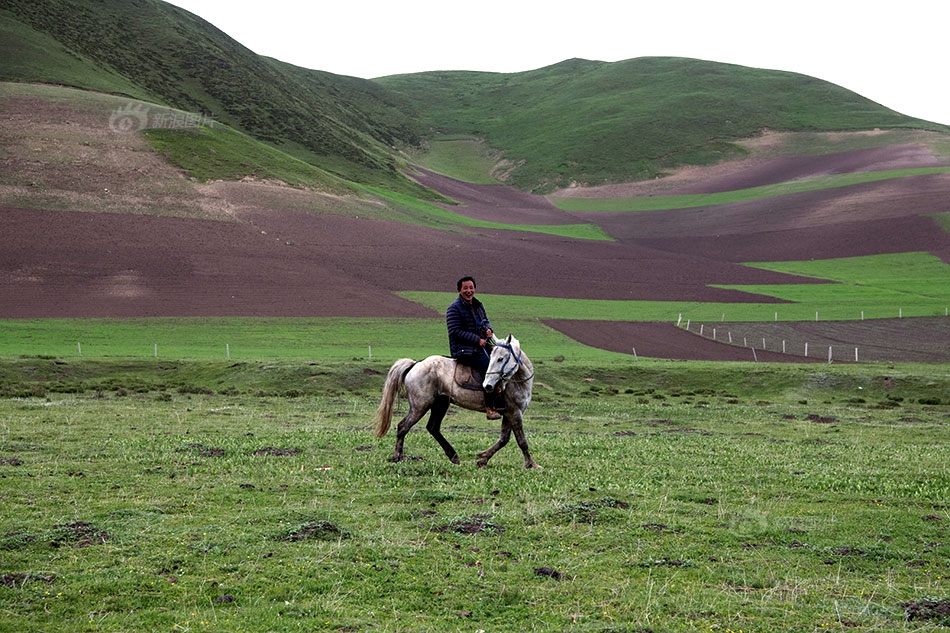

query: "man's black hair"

left=457, top=276, right=476, bottom=292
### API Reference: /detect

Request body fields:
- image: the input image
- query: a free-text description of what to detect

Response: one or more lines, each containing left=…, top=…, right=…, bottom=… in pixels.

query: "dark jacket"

left=446, top=295, right=492, bottom=358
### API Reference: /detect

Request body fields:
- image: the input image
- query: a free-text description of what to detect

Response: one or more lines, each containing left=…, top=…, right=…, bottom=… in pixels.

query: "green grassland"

left=0, top=357, right=947, bottom=632
left=0, top=317, right=622, bottom=364
left=8, top=0, right=947, bottom=197
left=1, top=0, right=427, bottom=195
left=143, top=126, right=352, bottom=193
left=378, top=58, right=948, bottom=192
left=364, top=186, right=611, bottom=240
left=409, top=136, right=502, bottom=185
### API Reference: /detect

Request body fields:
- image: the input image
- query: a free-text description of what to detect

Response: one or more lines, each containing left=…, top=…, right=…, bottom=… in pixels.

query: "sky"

left=165, top=0, right=948, bottom=125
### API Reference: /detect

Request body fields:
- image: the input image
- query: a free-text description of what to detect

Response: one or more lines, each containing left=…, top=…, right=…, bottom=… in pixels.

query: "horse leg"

left=510, top=411, right=541, bottom=469
left=426, top=395, right=460, bottom=465
left=477, top=410, right=540, bottom=469
left=392, top=403, right=429, bottom=462
left=476, top=419, right=512, bottom=468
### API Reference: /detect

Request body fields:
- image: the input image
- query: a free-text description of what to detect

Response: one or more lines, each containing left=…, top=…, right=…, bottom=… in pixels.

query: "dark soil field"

left=2, top=92, right=949, bottom=361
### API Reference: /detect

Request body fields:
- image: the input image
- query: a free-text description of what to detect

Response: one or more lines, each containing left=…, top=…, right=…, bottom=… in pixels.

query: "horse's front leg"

left=426, top=395, right=460, bottom=465
left=476, top=419, right=512, bottom=468
left=510, top=411, right=541, bottom=469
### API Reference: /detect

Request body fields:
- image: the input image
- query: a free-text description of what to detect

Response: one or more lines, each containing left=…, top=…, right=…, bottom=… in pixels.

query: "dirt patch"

left=281, top=520, right=348, bottom=542
left=0, top=572, right=55, bottom=587
left=545, top=318, right=950, bottom=363
left=534, top=566, right=572, bottom=581
left=49, top=521, right=112, bottom=548
left=551, top=130, right=949, bottom=198
left=902, top=598, right=950, bottom=624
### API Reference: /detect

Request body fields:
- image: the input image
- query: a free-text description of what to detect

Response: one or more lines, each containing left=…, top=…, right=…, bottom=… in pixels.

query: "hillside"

left=2, top=0, right=949, bottom=362
left=5, top=1, right=947, bottom=195
left=2, top=79, right=949, bottom=361
left=379, top=57, right=948, bottom=192
left=0, top=0, right=429, bottom=196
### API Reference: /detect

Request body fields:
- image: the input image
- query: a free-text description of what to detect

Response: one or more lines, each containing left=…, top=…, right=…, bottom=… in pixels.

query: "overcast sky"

left=166, top=0, right=948, bottom=125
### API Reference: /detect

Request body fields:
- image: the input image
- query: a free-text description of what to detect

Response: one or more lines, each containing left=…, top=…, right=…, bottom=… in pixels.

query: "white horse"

left=374, top=335, right=539, bottom=468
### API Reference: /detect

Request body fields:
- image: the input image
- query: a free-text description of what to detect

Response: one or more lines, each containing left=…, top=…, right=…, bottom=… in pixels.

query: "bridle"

left=485, top=341, right=532, bottom=385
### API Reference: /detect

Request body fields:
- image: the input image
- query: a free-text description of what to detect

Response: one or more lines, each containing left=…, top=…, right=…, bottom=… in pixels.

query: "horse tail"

left=374, top=358, right=417, bottom=438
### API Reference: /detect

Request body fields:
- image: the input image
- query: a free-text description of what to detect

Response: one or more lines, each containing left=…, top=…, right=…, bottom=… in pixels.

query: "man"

left=446, top=276, right=503, bottom=419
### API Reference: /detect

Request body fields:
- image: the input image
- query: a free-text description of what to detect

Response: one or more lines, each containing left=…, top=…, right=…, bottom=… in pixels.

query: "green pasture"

left=143, top=125, right=349, bottom=193
left=550, top=167, right=950, bottom=212
left=364, top=186, right=611, bottom=240
left=410, top=136, right=501, bottom=185
left=0, top=317, right=621, bottom=363
left=0, top=357, right=948, bottom=632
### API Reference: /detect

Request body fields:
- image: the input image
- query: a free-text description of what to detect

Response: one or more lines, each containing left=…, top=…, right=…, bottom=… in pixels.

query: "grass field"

left=364, top=186, right=612, bottom=240
left=0, top=358, right=947, bottom=632
left=409, top=136, right=501, bottom=185
left=0, top=317, right=621, bottom=363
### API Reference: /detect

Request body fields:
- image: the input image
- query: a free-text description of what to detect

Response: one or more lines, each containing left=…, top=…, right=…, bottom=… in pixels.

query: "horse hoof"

left=450, top=455, right=461, bottom=465
left=526, top=462, right=543, bottom=470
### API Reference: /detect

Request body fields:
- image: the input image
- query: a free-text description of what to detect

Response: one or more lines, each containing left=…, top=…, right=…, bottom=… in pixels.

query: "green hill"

left=0, top=0, right=429, bottom=197
left=378, top=57, right=948, bottom=192
left=3, top=0, right=947, bottom=197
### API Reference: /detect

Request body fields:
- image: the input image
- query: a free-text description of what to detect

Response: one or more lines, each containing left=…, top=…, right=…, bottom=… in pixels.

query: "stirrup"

left=485, top=407, right=502, bottom=420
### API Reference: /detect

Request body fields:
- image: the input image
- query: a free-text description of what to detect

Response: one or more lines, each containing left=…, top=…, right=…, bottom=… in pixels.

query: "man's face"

left=459, top=280, right=476, bottom=301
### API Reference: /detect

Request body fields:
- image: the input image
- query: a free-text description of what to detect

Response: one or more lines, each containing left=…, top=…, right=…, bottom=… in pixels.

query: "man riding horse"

left=446, top=276, right=505, bottom=419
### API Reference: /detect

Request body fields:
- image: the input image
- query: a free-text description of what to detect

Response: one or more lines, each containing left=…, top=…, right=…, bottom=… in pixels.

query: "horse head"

left=483, top=334, right=523, bottom=392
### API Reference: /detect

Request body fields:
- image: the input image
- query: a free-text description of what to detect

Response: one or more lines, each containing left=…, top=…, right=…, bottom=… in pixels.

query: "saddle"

left=452, top=361, right=484, bottom=391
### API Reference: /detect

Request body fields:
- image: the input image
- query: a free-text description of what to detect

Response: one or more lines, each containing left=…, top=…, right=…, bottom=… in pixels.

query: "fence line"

left=675, top=312, right=949, bottom=363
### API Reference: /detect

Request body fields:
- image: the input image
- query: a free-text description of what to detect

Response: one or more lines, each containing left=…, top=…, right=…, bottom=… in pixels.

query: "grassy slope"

left=0, top=0, right=431, bottom=197
left=0, top=14, right=159, bottom=101
left=378, top=57, right=948, bottom=192
left=7, top=0, right=946, bottom=199
left=142, top=125, right=353, bottom=192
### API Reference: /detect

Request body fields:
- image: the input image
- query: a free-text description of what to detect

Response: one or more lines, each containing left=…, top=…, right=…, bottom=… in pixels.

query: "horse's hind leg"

left=392, top=403, right=429, bottom=462
left=426, top=395, right=460, bottom=465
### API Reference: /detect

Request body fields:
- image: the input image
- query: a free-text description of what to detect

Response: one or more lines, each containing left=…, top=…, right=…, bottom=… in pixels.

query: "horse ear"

left=505, top=334, right=512, bottom=344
